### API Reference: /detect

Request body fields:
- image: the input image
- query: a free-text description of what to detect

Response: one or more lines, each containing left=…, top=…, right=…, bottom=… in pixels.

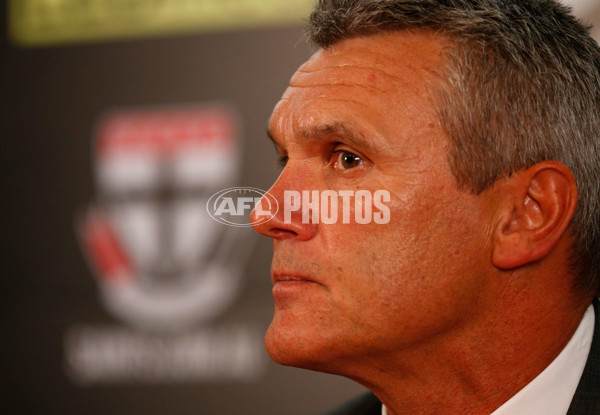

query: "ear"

left=491, top=161, right=578, bottom=270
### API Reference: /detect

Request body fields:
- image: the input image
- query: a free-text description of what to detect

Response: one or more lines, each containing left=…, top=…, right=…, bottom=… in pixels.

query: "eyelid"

left=332, top=143, right=368, bottom=162
left=272, top=142, right=369, bottom=171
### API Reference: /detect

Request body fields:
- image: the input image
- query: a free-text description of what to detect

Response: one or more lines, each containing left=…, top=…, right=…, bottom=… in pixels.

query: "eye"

left=334, top=150, right=363, bottom=170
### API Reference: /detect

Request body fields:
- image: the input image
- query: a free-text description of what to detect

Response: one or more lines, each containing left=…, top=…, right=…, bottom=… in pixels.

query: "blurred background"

left=1, top=1, right=598, bottom=414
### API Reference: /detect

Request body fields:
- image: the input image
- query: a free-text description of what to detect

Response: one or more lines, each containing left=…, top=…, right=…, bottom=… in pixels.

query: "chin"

left=265, top=322, right=306, bottom=366
left=265, top=320, right=327, bottom=369
left=264, top=319, right=354, bottom=376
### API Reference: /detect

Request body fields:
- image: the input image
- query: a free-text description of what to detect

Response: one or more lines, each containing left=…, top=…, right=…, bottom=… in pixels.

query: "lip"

left=271, top=271, right=323, bottom=301
left=271, top=271, right=323, bottom=286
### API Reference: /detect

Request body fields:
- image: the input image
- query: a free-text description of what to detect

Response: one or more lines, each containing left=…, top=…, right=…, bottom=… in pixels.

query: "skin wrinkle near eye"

left=267, top=122, right=374, bottom=166
left=268, top=118, right=432, bottom=178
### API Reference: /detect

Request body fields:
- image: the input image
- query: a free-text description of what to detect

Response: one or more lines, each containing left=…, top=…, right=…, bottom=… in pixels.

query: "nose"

left=251, top=169, right=317, bottom=241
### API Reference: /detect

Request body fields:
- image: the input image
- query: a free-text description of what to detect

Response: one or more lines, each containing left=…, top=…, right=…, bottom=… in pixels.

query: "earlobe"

left=491, top=161, right=577, bottom=270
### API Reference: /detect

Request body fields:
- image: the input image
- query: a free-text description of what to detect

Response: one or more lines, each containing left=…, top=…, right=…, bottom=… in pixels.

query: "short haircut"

left=307, top=0, right=600, bottom=295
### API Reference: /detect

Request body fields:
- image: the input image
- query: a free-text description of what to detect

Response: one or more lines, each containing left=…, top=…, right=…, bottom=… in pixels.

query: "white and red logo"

left=77, top=104, right=253, bottom=332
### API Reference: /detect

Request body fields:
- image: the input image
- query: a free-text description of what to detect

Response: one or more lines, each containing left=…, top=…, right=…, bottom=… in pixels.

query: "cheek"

left=325, top=187, right=489, bottom=336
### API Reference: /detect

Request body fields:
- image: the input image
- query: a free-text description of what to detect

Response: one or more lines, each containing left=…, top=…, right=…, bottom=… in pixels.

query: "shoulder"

left=567, top=299, right=600, bottom=414
left=321, top=393, right=382, bottom=415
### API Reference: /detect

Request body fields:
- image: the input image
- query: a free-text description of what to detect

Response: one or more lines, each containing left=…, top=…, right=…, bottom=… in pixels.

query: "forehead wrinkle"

left=292, top=65, right=414, bottom=94
left=286, top=83, right=388, bottom=97
left=295, top=64, right=404, bottom=81
left=302, top=42, right=440, bottom=72
left=284, top=82, right=407, bottom=111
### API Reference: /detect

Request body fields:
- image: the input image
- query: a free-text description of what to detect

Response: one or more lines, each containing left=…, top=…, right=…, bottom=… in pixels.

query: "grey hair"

left=307, top=0, right=600, bottom=294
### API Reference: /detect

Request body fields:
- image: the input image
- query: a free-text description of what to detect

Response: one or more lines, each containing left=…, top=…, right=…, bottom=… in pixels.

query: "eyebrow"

left=266, top=121, right=375, bottom=153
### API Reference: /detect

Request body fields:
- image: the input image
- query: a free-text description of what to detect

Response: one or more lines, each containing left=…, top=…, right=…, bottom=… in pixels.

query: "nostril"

left=269, top=228, right=299, bottom=238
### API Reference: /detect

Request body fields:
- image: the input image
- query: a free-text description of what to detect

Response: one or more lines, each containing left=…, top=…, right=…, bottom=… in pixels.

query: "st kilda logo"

left=77, top=104, right=254, bottom=332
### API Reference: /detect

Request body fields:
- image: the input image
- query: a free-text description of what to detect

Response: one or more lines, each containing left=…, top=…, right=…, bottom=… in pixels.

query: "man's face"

left=253, top=32, right=496, bottom=375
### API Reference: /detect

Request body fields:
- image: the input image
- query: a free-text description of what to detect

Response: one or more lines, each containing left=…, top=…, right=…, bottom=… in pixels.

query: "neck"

left=345, top=271, right=592, bottom=415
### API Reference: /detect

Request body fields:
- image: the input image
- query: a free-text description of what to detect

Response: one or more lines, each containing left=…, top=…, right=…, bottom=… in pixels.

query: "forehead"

left=298, top=30, right=445, bottom=78
left=269, top=31, right=447, bottom=143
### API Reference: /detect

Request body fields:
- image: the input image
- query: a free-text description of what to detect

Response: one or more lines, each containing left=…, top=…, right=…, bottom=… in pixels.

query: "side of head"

left=308, top=0, right=600, bottom=297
